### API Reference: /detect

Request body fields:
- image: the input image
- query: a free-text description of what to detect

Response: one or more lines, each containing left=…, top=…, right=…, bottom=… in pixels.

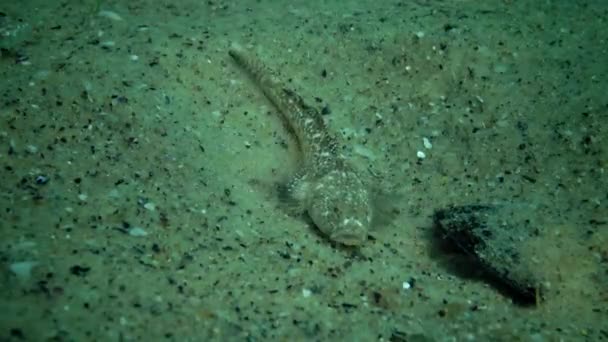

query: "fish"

left=229, top=44, right=373, bottom=246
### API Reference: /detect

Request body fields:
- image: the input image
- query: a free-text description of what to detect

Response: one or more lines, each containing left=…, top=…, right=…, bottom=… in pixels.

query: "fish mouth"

left=330, top=229, right=366, bottom=246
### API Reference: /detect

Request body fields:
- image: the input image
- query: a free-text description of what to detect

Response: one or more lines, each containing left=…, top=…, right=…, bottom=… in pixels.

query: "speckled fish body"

left=229, top=45, right=372, bottom=246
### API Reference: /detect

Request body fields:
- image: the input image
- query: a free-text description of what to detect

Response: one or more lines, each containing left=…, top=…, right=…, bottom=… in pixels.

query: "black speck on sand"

left=1, top=1, right=606, bottom=340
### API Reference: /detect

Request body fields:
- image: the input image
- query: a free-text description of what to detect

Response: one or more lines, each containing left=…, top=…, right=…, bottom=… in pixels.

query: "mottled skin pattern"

left=229, top=45, right=372, bottom=246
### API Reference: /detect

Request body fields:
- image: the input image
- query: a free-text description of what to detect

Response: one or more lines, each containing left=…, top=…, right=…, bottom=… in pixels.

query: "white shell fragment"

left=9, top=261, right=38, bottom=279
left=423, top=137, right=432, bottom=149
left=353, top=144, right=376, bottom=160
left=98, top=10, right=123, bottom=21
left=128, top=227, right=148, bottom=237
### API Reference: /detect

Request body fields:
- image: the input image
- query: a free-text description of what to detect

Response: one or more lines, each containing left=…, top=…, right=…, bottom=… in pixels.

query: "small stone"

left=35, top=175, right=49, bottom=185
